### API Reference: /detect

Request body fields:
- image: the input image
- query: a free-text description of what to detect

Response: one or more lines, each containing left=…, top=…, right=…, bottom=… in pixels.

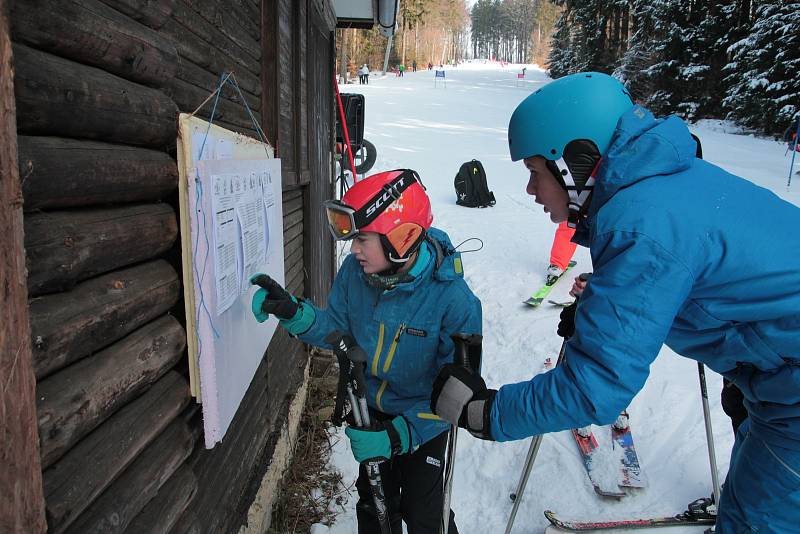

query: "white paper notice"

left=260, top=169, right=276, bottom=209
left=217, top=138, right=233, bottom=160
left=211, top=174, right=240, bottom=314
left=237, top=172, right=268, bottom=285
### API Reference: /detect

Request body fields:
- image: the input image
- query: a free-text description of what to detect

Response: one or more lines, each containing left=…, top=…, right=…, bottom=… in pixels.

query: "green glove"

left=250, top=273, right=315, bottom=335
left=345, top=416, right=411, bottom=463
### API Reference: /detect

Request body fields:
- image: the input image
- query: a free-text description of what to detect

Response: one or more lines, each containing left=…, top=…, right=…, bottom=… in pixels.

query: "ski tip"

left=523, top=299, right=543, bottom=307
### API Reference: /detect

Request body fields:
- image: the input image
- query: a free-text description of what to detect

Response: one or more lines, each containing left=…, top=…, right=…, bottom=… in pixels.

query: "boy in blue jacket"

left=431, top=73, right=800, bottom=533
left=251, top=169, right=481, bottom=534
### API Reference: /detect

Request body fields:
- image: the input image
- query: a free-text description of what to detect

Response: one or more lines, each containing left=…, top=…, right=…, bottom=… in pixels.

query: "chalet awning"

left=333, top=0, right=398, bottom=37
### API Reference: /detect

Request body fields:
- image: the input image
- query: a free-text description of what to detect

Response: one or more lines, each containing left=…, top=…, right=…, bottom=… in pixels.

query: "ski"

left=523, top=260, right=577, bottom=307
left=612, top=413, right=646, bottom=488
left=548, top=299, right=574, bottom=307
left=544, top=498, right=716, bottom=531
left=571, top=428, right=626, bottom=498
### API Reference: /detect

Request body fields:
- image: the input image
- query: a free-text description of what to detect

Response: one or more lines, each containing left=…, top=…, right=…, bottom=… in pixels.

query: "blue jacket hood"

left=590, top=106, right=698, bottom=217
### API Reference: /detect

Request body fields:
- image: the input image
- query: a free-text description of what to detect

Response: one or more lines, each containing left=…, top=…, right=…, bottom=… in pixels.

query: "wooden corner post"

left=0, top=0, right=47, bottom=531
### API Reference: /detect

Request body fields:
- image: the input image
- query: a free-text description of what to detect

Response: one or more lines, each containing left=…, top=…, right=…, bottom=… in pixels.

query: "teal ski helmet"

left=508, top=72, right=633, bottom=226
left=508, top=72, right=633, bottom=162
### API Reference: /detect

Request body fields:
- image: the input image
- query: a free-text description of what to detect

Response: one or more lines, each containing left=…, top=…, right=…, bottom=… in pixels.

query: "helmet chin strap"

left=553, top=157, right=596, bottom=228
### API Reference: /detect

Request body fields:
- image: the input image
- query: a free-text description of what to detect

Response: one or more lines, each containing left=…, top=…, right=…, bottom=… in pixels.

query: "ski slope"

left=311, top=63, right=800, bottom=534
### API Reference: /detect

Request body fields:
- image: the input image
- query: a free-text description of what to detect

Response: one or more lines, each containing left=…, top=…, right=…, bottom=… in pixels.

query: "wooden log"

left=282, top=192, right=303, bottom=216
left=155, top=3, right=259, bottom=79
left=24, top=203, right=178, bottom=296
left=170, top=0, right=259, bottom=67
left=10, top=0, right=179, bottom=88
left=175, top=58, right=260, bottom=113
left=43, top=371, right=189, bottom=533
left=37, top=315, right=186, bottom=468
left=283, top=233, right=303, bottom=265
left=163, top=76, right=258, bottom=132
left=284, top=220, right=303, bottom=244
left=229, top=0, right=260, bottom=42
left=181, top=0, right=261, bottom=62
left=285, top=246, right=303, bottom=276
left=157, top=16, right=261, bottom=96
left=13, top=44, right=178, bottom=148
left=168, top=511, right=202, bottom=534
left=18, top=136, right=178, bottom=210
left=282, top=206, right=303, bottom=231
left=123, top=464, right=197, bottom=534
left=0, top=3, right=47, bottom=531
left=30, top=260, right=181, bottom=379
left=63, top=418, right=195, bottom=534
left=95, top=0, right=175, bottom=29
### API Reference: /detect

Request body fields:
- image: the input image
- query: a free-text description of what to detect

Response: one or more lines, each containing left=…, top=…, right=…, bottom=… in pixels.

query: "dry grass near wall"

left=269, top=349, right=357, bottom=533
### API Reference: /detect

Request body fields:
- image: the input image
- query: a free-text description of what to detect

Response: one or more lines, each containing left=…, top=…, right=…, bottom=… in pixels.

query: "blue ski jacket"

left=300, top=227, right=482, bottom=450
left=491, top=106, right=800, bottom=450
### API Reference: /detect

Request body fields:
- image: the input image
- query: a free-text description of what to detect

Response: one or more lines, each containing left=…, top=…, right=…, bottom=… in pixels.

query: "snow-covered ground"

left=312, top=62, right=800, bottom=534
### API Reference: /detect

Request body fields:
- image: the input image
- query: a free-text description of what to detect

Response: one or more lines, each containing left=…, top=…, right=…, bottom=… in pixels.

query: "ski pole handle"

left=450, top=333, right=482, bottom=373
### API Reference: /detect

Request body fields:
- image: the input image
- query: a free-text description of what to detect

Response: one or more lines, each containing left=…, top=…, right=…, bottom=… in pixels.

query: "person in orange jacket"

left=545, top=221, right=578, bottom=284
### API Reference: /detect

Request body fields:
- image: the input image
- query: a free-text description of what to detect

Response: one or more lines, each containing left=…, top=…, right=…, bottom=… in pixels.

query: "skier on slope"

left=250, top=169, right=481, bottom=534
left=543, top=221, right=578, bottom=285
left=430, top=72, right=800, bottom=533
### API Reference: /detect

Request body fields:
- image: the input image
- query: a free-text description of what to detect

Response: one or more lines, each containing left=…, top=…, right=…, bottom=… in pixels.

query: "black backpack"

left=454, top=159, right=496, bottom=208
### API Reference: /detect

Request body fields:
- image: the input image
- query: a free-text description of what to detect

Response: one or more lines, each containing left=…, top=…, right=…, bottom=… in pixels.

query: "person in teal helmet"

left=430, top=72, right=800, bottom=532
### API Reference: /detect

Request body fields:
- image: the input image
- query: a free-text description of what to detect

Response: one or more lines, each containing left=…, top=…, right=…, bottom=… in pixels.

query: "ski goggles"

left=324, top=200, right=358, bottom=241
left=323, top=170, right=419, bottom=241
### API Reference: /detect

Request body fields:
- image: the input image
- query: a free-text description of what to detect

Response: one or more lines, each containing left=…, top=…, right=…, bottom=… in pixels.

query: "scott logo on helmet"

left=365, top=177, right=406, bottom=218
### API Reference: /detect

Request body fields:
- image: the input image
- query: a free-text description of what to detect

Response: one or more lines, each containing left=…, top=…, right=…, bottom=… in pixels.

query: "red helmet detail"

left=341, top=169, right=433, bottom=261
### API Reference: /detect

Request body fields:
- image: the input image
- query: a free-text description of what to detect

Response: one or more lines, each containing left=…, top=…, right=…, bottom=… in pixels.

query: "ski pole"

left=788, top=115, right=800, bottom=189
left=326, top=332, right=392, bottom=534
left=505, top=339, right=568, bottom=534
left=441, top=333, right=483, bottom=534
left=697, top=362, right=722, bottom=512
left=506, top=274, right=588, bottom=534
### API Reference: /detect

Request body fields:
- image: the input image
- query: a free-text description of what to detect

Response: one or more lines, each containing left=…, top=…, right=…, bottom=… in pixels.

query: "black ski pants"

left=355, top=428, right=458, bottom=534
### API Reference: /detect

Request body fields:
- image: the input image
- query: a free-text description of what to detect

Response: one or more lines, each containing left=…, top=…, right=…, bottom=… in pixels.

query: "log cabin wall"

left=7, top=0, right=336, bottom=532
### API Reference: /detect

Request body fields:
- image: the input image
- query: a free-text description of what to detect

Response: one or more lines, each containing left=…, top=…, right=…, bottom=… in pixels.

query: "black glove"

left=250, top=274, right=300, bottom=321
left=431, top=364, right=496, bottom=440
left=557, top=302, right=577, bottom=339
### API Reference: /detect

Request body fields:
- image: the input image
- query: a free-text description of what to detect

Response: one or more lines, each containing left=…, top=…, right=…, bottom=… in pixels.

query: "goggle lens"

left=325, top=205, right=356, bottom=240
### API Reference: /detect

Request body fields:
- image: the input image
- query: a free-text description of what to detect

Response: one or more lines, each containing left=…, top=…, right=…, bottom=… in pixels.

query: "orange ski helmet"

left=324, top=169, right=433, bottom=264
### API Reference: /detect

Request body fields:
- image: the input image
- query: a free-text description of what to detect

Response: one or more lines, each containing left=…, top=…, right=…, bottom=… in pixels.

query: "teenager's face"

left=523, top=156, right=570, bottom=223
left=350, top=232, right=391, bottom=274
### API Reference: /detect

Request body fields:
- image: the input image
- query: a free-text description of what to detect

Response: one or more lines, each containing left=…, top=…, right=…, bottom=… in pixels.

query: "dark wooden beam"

left=24, top=203, right=178, bottom=297
left=62, top=418, right=196, bottom=534
left=37, top=315, right=186, bottom=468
left=43, top=371, right=190, bottom=533
left=29, top=260, right=181, bottom=379
left=261, top=0, right=279, bottom=151
left=18, top=136, right=178, bottom=210
left=10, top=0, right=179, bottom=88
left=0, top=1, right=46, bottom=530
left=13, top=44, right=178, bottom=148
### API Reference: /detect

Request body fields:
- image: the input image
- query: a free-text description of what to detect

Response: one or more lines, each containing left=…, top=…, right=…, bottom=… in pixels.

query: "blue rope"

left=192, top=72, right=230, bottom=346
left=190, top=71, right=274, bottom=358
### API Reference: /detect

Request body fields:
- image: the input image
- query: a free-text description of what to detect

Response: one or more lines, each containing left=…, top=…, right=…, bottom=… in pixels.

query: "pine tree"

left=547, top=3, right=574, bottom=78
left=640, top=0, right=692, bottom=116
left=724, top=1, right=800, bottom=135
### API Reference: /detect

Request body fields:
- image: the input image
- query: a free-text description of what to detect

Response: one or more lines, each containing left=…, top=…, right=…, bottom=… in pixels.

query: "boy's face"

left=350, top=232, right=391, bottom=274
left=523, top=156, right=570, bottom=223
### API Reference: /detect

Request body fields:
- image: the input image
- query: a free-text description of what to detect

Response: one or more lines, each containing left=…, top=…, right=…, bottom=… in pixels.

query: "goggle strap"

left=352, top=170, right=417, bottom=229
